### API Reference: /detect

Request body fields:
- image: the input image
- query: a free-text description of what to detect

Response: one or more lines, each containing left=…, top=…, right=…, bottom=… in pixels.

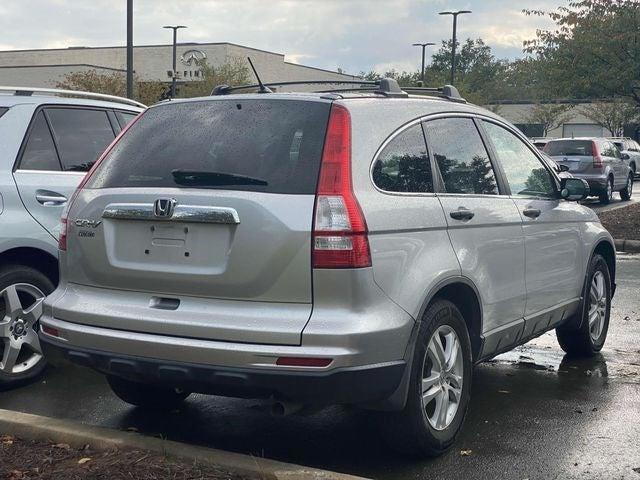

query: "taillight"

left=312, top=104, right=371, bottom=269
left=58, top=111, right=144, bottom=251
left=592, top=141, right=604, bottom=168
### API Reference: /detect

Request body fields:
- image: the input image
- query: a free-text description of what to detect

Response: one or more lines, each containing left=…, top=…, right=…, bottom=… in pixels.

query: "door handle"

left=35, top=190, right=67, bottom=207
left=449, top=208, right=475, bottom=221
left=523, top=208, right=541, bottom=219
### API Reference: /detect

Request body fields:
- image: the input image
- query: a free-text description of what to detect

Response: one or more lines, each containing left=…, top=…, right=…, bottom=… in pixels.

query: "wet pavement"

left=1, top=255, right=640, bottom=480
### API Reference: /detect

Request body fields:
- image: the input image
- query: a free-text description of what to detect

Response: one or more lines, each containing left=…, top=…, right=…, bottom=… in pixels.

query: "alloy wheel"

left=628, top=176, right=633, bottom=196
left=421, top=325, right=464, bottom=431
left=607, top=181, right=613, bottom=201
left=588, top=271, right=607, bottom=343
left=0, top=283, right=45, bottom=375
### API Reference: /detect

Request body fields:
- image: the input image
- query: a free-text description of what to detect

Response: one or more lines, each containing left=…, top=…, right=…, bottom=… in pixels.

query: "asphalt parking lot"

left=1, top=254, right=639, bottom=480
left=585, top=179, right=639, bottom=213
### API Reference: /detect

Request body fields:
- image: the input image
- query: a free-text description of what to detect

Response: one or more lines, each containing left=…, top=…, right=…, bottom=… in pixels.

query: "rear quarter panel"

left=344, top=98, right=470, bottom=320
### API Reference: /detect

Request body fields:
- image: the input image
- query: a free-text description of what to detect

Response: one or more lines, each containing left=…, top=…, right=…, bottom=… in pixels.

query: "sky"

left=0, top=0, right=567, bottom=74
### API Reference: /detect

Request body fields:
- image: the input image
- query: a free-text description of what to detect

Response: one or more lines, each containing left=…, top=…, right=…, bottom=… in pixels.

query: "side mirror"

left=621, top=153, right=630, bottom=160
left=559, top=164, right=570, bottom=172
left=560, top=178, right=590, bottom=201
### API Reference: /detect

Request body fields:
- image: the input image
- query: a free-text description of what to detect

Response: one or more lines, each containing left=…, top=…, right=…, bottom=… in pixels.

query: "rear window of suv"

left=87, top=99, right=331, bottom=194
left=543, top=140, right=593, bottom=156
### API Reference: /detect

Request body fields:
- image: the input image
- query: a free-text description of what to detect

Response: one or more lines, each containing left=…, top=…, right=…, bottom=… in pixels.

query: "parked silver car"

left=39, top=80, right=615, bottom=457
left=609, top=137, right=640, bottom=179
left=0, top=87, right=143, bottom=387
left=544, top=137, right=633, bottom=204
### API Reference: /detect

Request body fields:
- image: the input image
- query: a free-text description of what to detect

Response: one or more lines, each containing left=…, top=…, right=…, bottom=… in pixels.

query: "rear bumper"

left=40, top=333, right=406, bottom=404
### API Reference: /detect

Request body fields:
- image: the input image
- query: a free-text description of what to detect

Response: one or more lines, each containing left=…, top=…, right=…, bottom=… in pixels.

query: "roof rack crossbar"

left=0, top=86, right=146, bottom=108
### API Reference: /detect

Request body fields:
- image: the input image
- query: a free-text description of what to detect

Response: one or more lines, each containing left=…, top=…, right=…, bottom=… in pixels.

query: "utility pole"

left=412, top=42, right=436, bottom=85
left=163, top=25, right=187, bottom=98
left=126, top=0, right=133, bottom=98
left=439, top=10, right=471, bottom=85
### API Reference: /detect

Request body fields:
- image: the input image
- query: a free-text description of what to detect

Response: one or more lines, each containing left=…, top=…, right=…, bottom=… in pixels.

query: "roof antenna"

left=247, top=57, right=272, bottom=93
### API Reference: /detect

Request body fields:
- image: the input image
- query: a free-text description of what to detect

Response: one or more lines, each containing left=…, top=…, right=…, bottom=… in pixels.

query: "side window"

left=19, top=111, right=61, bottom=171
left=482, top=121, right=555, bottom=197
left=372, top=124, right=433, bottom=193
left=423, top=117, right=498, bottom=195
left=0, top=107, right=8, bottom=118
left=115, top=111, right=138, bottom=128
left=46, top=108, right=115, bottom=172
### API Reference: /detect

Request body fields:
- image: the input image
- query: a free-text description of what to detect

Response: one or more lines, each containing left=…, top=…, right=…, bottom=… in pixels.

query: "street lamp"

left=126, top=0, right=133, bottom=99
left=439, top=10, right=472, bottom=85
left=412, top=42, right=436, bottom=85
left=163, top=25, right=187, bottom=98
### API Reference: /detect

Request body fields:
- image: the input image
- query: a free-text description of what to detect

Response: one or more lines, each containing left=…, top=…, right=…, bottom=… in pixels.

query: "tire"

left=107, top=375, right=191, bottom=409
left=382, top=300, right=472, bottom=457
left=620, top=174, right=633, bottom=201
left=0, top=265, right=54, bottom=388
left=556, top=254, right=611, bottom=357
left=599, top=178, right=613, bottom=204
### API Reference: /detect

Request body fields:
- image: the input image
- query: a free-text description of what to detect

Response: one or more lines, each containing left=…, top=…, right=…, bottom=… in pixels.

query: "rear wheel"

left=556, top=254, right=611, bottom=357
left=0, top=265, right=53, bottom=387
left=383, top=300, right=472, bottom=457
left=599, top=178, right=613, bottom=204
left=106, top=375, right=191, bottom=410
left=620, top=174, right=633, bottom=201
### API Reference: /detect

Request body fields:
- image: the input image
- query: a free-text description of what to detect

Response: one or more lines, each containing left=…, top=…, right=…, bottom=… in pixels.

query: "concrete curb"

left=0, top=409, right=368, bottom=480
left=614, top=239, right=640, bottom=253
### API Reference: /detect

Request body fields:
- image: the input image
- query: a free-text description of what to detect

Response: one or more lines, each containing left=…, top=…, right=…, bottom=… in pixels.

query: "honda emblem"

left=153, top=198, right=177, bottom=218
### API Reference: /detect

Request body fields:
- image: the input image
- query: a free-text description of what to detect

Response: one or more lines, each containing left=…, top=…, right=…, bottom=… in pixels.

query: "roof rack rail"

left=0, top=86, right=146, bottom=108
left=211, top=78, right=466, bottom=102
left=403, top=85, right=466, bottom=103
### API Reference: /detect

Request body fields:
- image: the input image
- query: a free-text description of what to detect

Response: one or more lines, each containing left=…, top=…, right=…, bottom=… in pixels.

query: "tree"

left=56, top=69, right=166, bottom=105
left=580, top=98, right=639, bottom=137
left=524, top=1, right=640, bottom=106
left=179, top=57, right=249, bottom=97
left=523, top=103, right=573, bottom=136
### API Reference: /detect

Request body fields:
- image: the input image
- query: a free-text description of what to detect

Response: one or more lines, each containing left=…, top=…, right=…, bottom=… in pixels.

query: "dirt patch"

left=597, top=202, right=640, bottom=241
left=0, top=435, right=256, bottom=480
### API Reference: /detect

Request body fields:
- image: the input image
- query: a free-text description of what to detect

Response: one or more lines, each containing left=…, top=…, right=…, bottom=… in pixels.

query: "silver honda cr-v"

left=39, top=79, right=616, bottom=457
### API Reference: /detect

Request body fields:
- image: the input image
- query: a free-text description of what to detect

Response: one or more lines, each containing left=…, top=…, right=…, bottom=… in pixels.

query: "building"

left=487, top=100, right=640, bottom=140
left=0, top=42, right=358, bottom=92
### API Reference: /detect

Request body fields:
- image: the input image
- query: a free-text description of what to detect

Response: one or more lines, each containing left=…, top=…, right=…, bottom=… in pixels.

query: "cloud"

left=0, top=0, right=568, bottom=74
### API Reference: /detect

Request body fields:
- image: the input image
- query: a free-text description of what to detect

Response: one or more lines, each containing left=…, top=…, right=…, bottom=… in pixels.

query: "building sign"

left=180, top=49, right=207, bottom=66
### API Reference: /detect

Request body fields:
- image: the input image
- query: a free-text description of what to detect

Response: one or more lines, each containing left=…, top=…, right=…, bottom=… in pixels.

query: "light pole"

left=126, top=0, right=133, bottom=99
left=163, top=25, right=187, bottom=98
left=412, top=42, right=436, bottom=85
left=439, top=10, right=471, bottom=85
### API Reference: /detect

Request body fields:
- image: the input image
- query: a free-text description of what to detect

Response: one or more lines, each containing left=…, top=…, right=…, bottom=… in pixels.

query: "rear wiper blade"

left=171, top=170, right=268, bottom=187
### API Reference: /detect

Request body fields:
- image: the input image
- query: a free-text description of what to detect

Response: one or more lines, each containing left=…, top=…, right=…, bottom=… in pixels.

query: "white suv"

left=0, top=87, right=143, bottom=387
left=38, top=80, right=615, bottom=456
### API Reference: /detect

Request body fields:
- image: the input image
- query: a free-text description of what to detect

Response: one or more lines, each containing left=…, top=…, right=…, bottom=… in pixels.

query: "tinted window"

left=424, top=117, right=498, bottom=195
left=0, top=107, right=8, bottom=119
left=613, top=141, right=624, bottom=151
left=46, top=108, right=115, bottom=172
left=19, top=111, right=61, bottom=171
left=115, top=111, right=138, bottom=128
left=372, top=124, right=433, bottom=193
left=544, top=140, right=593, bottom=156
left=483, top=121, right=555, bottom=197
left=88, top=100, right=331, bottom=194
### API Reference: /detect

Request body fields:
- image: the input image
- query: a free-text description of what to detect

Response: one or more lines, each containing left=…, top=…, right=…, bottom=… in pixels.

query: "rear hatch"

left=544, top=140, right=594, bottom=173
left=62, top=97, right=331, bottom=345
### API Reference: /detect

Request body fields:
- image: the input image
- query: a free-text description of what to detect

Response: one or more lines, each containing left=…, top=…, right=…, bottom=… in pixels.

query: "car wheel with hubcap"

left=557, top=254, right=611, bottom=356
left=0, top=265, right=53, bottom=387
left=620, top=174, right=633, bottom=201
left=599, top=178, right=613, bottom=204
left=383, top=299, right=472, bottom=457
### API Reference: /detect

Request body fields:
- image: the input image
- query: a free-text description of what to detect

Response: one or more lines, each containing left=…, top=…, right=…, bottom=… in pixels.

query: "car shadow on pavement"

left=108, top=353, right=616, bottom=480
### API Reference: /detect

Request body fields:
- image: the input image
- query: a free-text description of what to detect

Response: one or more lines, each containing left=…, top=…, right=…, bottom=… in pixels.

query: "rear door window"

left=423, top=117, right=499, bottom=195
left=543, top=140, right=593, bottom=156
left=46, top=108, right=116, bottom=172
left=19, top=111, right=61, bottom=171
left=372, top=124, right=433, bottom=193
left=115, top=110, right=138, bottom=128
left=88, top=99, right=331, bottom=194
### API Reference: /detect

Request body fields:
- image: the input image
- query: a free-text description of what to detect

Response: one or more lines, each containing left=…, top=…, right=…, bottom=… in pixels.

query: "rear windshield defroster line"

left=87, top=99, right=332, bottom=195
